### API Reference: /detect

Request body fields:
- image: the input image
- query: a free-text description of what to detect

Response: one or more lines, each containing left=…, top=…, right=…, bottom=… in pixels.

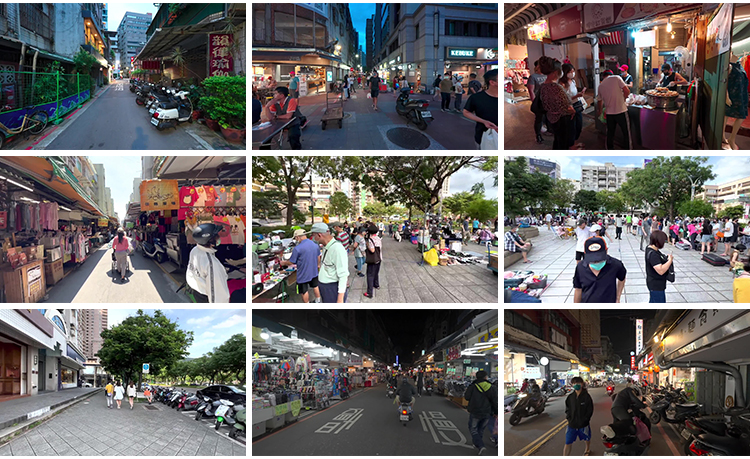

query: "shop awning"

left=599, top=30, right=624, bottom=45
left=505, top=324, right=580, bottom=362
left=505, top=3, right=568, bottom=35
left=153, top=156, right=246, bottom=182
left=0, top=156, right=106, bottom=215
left=31, top=47, right=76, bottom=65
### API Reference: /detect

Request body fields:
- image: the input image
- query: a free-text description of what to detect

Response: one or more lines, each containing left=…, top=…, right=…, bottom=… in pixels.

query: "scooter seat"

left=160, top=101, right=179, bottom=110
left=696, top=432, right=746, bottom=452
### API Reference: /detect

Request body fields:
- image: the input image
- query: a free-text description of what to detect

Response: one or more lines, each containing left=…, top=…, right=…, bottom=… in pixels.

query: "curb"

left=0, top=388, right=103, bottom=445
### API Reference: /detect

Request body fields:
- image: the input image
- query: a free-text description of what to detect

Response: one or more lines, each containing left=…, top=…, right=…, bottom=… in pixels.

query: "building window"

left=253, top=8, right=265, bottom=42
left=298, top=16, right=313, bottom=46
left=51, top=316, right=66, bottom=334
left=314, top=18, right=327, bottom=48
left=20, top=3, right=53, bottom=40
left=504, top=310, right=542, bottom=339
left=60, top=367, right=75, bottom=384
left=275, top=12, right=295, bottom=44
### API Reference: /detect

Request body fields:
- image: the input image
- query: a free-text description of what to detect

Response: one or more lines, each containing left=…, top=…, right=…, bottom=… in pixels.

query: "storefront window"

left=60, top=367, right=75, bottom=384
left=275, top=12, right=295, bottom=44
left=298, top=16, right=313, bottom=46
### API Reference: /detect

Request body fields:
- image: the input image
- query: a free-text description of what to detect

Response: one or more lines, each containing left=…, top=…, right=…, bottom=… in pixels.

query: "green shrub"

left=200, top=76, right=246, bottom=129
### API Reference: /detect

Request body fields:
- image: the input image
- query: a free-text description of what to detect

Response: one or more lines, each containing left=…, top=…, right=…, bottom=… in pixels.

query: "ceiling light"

left=667, top=19, right=672, bottom=33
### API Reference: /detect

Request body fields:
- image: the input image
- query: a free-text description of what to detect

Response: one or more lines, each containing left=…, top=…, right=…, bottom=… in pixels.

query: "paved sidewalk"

left=0, top=388, right=101, bottom=433
left=0, top=395, right=245, bottom=456
left=506, top=226, right=735, bottom=303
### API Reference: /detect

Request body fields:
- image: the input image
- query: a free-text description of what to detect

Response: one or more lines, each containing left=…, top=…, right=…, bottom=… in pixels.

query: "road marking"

left=513, top=417, right=569, bottom=456
left=314, top=408, right=364, bottom=434
left=645, top=406, right=681, bottom=456
left=420, top=411, right=473, bottom=449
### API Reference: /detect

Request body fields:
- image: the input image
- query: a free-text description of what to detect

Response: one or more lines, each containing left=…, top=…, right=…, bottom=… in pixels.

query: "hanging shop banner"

left=140, top=180, right=179, bottom=211
left=583, top=4, right=695, bottom=33
left=348, top=354, right=362, bottom=366
left=706, top=2, right=733, bottom=60
left=636, top=319, right=643, bottom=355
left=446, top=345, right=462, bottom=361
left=549, top=5, right=583, bottom=41
left=98, top=218, right=108, bottom=227
left=475, top=327, right=499, bottom=351
left=527, top=20, right=550, bottom=41
left=125, top=222, right=134, bottom=229
left=208, top=33, right=234, bottom=77
left=662, top=309, right=747, bottom=356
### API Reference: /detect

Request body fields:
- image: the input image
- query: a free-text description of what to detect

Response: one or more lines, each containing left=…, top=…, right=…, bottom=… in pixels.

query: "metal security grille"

left=19, top=4, right=53, bottom=40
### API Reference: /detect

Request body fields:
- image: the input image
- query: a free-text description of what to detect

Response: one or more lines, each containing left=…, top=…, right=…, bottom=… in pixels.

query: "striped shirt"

left=336, top=230, right=351, bottom=251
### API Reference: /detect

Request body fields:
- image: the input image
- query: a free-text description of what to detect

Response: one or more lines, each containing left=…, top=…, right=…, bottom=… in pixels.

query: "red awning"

left=599, top=31, right=624, bottom=45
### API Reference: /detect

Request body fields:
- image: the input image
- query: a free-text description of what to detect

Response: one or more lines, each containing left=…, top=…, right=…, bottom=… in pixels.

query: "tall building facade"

left=296, top=179, right=343, bottom=215
left=581, top=163, right=636, bottom=192
left=695, top=177, right=750, bottom=217
left=371, top=3, right=498, bottom=91
left=77, top=309, right=107, bottom=361
left=116, top=11, right=152, bottom=70
left=366, top=17, right=374, bottom=70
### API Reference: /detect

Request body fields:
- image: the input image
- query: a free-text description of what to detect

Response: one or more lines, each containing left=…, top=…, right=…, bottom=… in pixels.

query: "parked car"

left=197, top=385, right=246, bottom=405
left=252, top=220, right=262, bottom=227
left=82, top=382, right=92, bottom=388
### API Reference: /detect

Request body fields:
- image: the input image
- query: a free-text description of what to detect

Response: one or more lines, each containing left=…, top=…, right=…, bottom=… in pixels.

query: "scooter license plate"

left=421, top=111, right=432, bottom=118
left=149, top=108, right=156, bottom=114
left=681, top=429, right=692, bottom=440
left=150, top=117, right=159, bottom=126
left=215, top=405, right=229, bottom=417
left=399, top=415, right=409, bottom=421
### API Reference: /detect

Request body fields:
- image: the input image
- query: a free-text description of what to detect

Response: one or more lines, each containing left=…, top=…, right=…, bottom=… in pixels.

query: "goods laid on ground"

left=702, top=253, right=728, bottom=266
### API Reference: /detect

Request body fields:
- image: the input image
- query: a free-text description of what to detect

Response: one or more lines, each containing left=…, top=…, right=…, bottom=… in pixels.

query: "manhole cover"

left=144, top=405, right=160, bottom=410
left=386, top=127, right=431, bottom=150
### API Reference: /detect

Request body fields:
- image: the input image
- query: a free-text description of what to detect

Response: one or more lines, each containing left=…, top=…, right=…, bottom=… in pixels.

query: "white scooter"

left=151, top=89, right=192, bottom=130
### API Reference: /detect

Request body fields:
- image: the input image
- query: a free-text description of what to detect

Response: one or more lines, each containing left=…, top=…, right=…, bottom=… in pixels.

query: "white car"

left=82, top=382, right=92, bottom=387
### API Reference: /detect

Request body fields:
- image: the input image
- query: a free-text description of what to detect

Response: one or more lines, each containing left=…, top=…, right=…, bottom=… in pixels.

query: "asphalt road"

left=252, top=381, right=497, bottom=456
left=43, top=79, right=202, bottom=150
left=44, top=244, right=188, bottom=303
left=504, top=385, right=686, bottom=456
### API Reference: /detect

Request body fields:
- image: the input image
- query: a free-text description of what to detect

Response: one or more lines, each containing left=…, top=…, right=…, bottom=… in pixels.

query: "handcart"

left=321, top=83, right=344, bottom=130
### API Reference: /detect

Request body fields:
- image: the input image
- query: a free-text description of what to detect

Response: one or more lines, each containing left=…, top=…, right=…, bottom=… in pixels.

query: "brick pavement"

left=506, top=225, right=735, bottom=303
left=0, top=395, right=245, bottom=456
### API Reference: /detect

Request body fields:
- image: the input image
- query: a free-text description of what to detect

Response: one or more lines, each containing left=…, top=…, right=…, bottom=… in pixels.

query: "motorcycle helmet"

left=192, top=223, right=223, bottom=246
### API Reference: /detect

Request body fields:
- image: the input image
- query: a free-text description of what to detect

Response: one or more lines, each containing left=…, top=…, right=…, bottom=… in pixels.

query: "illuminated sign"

left=527, top=20, right=550, bottom=41
left=630, top=356, right=636, bottom=370
left=636, top=319, right=643, bottom=355
left=449, top=49, right=476, bottom=58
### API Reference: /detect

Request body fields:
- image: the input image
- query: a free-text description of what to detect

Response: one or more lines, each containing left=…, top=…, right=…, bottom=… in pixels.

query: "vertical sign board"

left=631, top=355, right=635, bottom=370
left=208, top=33, right=234, bottom=77
left=636, top=319, right=643, bottom=355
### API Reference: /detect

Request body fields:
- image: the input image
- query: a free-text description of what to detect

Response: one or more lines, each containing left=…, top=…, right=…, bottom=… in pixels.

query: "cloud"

left=186, top=315, right=214, bottom=326
left=201, top=331, right=216, bottom=338
left=213, top=314, right=245, bottom=329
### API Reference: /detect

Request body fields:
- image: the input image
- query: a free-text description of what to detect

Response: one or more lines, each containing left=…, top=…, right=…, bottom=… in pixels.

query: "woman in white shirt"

left=126, top=381, right=137, bottom=410
left=114, top=381, right=125, bottom=409
left=560, top=63, right=587, bottom=149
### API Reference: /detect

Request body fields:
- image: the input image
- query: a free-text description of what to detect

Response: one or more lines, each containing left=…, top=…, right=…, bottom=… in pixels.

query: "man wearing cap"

left=596, top=69, right=632, bottom=150
left=280, top=229, right=321, bottom=303
left=310, top=223, right=350, bottom=303
left=573, top=236, right=627, bottom=303
left=619, top=65, right=633, bottom=88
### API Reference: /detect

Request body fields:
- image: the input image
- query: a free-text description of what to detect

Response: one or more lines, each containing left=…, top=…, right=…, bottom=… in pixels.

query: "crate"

left=45, top=247, right=62, bottom=262
left=44, top=259, right=63, bottom=285
left=489, top=254, right=498, bottom=270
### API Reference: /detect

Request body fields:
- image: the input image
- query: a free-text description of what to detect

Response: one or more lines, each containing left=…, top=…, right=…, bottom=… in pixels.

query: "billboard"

left=529, top=158, right=559, bottom=180
left=636, top=319, right=643, bottom=355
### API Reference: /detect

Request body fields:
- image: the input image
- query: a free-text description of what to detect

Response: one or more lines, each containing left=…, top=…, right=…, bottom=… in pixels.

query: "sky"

left=106, top=308, right=246, bottom=358
left=600, top=310, right=657, bottom=361
left=88, top=156, right=143, bottom=223
left=514, top=155, right=750, bottom=186
left=106, top=2, right=160, bottom=32
left=348, top=3, right=375, bottom=51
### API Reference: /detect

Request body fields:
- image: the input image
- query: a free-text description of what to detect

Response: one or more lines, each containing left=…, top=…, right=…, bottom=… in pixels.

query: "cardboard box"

left=40, top=236, right=60, bottom=248
left=489, top=254, right=498, bottom=270
left=45, top=247, right=62, bottom=263
left=44, top=259, right=63, bottom=285
left=23, top=245, right=44, bottom=262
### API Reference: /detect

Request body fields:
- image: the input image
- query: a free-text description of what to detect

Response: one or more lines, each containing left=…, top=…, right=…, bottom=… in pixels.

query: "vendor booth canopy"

left=153, top=156, right=246, bottom=182
left=505, top=3, right=567, bottom=35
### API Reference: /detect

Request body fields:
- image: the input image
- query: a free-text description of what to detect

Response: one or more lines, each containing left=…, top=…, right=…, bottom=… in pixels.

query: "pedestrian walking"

left=288, top=71, right=300, bottom=98
left=432, top=74, right=442, bottom=101
left=453, top=74, right=465, bottom=112
left=280, top=229, right=322, bottom=303
left=348, top=74, right=355, bottom=94
left=463, top=69, right=498, bottom=149
left=369, top=72, right=381, bottom=111
left=645, top=230, right=673, bottom=303
left=700, top=219, right=714, bottom=254
left=546, top=212, right=553, bottom=231
left=626, top=214, right=632, bottom=235
left=114, top=381, right=125, bottom=409
left=310, top=223, right=349, bottom=303
left=378, top=220, right=385, bottom=238
left=473, top=217, right=480, bottom=234
left=357, top=75, right=362, bottom=88
left=127, top=381, right=136, bottom=409
left=462, top=216, right=471, bottom=245
left=363, top=223, right=382, bottom=299
left=574, top=220, right=593, bottom=264
left=417, top=371, right=424, bottom=396
left=563, top=376, right=594, bottom=456
left=105, top=380, right=114, bottom=409
left=112, top=228, right=131, bottom=283
left=528, top=61, right=552, bottom=144
left=464, top=370, right=498, bottom=456
left=573, top=236, right=627, bottom=303
left=439, top=72, right=454, bottom=111
left=597, top=69, right=632, bottom=149
left=144, top=387, right=152, bottom=404
left=614, top=215, right=623, bottom=240
left=640, top=214, right=652, bottom=251
left=538, top=57, right=575, bottom=150
left=468, top=73, right=483, bottom=96
left=560, top=63, right=587, bottom=149
left=351, top=226, right=367, bottom=278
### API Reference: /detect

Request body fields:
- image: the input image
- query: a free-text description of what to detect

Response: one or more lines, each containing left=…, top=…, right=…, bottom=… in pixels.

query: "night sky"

left=373, top=310, right=429, bottom=364
left=600, top=310, right=658, bottom=361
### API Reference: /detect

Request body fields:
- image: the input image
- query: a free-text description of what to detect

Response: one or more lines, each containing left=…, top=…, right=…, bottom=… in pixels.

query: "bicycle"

left=0, top=105, right=49, bottom=149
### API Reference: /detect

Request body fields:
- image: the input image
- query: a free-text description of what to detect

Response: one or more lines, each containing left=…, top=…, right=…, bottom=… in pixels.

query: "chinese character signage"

left=636, top=319, right=643, bottom=355
left=663, top=310, right=746, bottom=356
left=140, top=180, right=179, bottom=211
left=209, top=33, right=234, bottom=77
left=630, top=355, right=635, bottom=370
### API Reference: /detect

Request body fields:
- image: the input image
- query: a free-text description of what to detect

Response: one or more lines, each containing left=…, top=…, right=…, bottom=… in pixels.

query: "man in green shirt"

left=310, top=223, right=349, bottom=303
left=289, top=71, right=300, bottom=98
left=625, top=214, right=632, bottom=235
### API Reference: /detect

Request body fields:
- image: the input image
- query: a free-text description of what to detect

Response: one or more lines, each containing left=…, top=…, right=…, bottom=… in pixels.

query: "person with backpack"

left=464, top=370, right=498, bottom=455
left=266, top=86, right=307, bottom=149
left=363, top=223, right=382, bottom=299
left=432, top=74, right=442, bottom=101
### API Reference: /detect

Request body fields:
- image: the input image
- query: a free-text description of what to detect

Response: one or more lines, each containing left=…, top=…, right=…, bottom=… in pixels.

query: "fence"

left=0, top=70, right=93, bottom=130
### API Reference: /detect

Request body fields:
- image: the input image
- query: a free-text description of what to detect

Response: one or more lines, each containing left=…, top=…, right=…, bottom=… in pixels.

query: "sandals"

left=584, top=451, right=592, bottom=456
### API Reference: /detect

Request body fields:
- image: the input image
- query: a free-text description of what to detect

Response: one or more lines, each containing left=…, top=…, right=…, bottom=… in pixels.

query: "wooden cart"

left=321, top=85, right=343, bottom=130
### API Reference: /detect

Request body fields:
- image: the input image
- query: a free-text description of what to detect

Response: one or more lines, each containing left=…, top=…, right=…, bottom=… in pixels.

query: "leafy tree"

left=170, top=46, right=186, bottom=78
left=504, top=157, right=554, bottom=217
left=677, top=199, right=715, bottom=218
left=73, top=48, right=99, bottom=75
left=293, top=209, right=307, bottom=225
left=329, top=191, right=353, bottom=221
left=252, top=190, right=284, bottom=220
left=96, top=310, right=193, bottom=387
left=442, top=191, right=474, bottom=217
left=362, top=201, right=388, bottom=218
left=573, top=190, right=600, bottom=213
left=210, top=334, right=246, bottom=385
left=467, top=197, right=498, bottom=222
left=545, top=179, right=576, bottom=211
left=597, top=190, right=626, bottom=214
left=478, top=155, right=499, bottom=187
left=471, top=183, right=485, bottom=195
left=718, top=205, right=744, bottom=220
left=617, top=156, right=715, bottom=220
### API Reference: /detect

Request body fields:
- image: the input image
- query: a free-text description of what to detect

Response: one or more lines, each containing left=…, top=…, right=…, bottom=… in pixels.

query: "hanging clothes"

left=214, top=215, right=233, bottom=245
left=203, top=185, right=217, bottom=207
left=727, top=61, right=749, bottom=120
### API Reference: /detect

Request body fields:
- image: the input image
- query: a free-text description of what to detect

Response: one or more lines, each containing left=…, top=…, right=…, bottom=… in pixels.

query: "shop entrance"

left=0, top=341, right=22, bottom=395
left=38, top=349, right=45, bottom=391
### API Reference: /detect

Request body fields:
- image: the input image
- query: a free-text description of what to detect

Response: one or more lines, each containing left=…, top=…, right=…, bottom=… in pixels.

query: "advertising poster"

left=140, top=180, right=179, bottom=211
left=706, top=3, right=733, bottom=60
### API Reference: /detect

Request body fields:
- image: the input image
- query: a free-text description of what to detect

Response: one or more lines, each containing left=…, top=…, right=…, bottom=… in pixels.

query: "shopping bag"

left=423, top=248, right=439, bottom=266
left=634, top=416, right=651, bottom=442
left=367, top=92, right=372, bottom=99
left=480, top=129, right=498, bottom=150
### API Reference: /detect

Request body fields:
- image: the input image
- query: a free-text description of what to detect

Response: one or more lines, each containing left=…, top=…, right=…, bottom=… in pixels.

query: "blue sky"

left=107, top=2, right=159, bottom=32
left=88, top=156, right=143, bottom=223
left=348, top=3, right=375, bottom=50
left=106, top=309, right=246, bottom=358
left=517, top=156, right=750, bottom=186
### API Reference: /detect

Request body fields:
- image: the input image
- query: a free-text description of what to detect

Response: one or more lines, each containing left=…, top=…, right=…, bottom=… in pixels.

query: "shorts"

left=701, top=235, right=712, bottom=243
left=371, top=90, right=379, bottom=98
left=298, top=276, right=319, bottom=294
left=565, top=425, right=591, bottom=444
left=576, top=251, right=585, bottom=261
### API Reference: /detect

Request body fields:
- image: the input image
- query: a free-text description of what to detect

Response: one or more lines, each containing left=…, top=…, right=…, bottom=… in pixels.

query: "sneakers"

left=363, top=292, right=373, bottom=298
left=357, top=272, right=365, bottom=277
left=477, top=447, right=486, bottom=456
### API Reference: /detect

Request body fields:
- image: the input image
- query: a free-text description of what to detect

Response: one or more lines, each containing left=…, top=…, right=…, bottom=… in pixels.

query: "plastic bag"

left=480, top=129, right=498, bottom=150
left=423, top=248, right=439, bottom=266
left=634, top=416, right=651, bottom=442
left=367, top=92, right=372, bottom=99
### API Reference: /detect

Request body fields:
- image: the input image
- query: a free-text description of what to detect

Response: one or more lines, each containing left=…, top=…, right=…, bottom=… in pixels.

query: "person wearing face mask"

left=186, top=223, right=230, bottom=303
left=559, top=63, right=587, bottom=149
left=657, top=62, right=687, bottom=88
left=573, top=236, right=627, bottom=303
left=539, top=56, right=576, bottom=150
left=564, top=376, right=594, bottom=456
left=619, top=65, right=633, bottom=88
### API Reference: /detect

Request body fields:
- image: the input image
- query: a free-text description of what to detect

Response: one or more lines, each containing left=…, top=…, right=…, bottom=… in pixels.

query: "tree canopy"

left=677, top=199, right=715, bottom=219
left=718, top=205, right=744, bottom=220
left=573, top=190, right=600, bottom=213
left=504, top=157, right=554, bottom=217
left=329, top=191, right=353, bottom=221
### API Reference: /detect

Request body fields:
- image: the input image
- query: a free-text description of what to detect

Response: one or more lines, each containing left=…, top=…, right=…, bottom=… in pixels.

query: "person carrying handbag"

left=645, top=230, right=674, bottom=303
left=363, top=223, right=382, bottom=299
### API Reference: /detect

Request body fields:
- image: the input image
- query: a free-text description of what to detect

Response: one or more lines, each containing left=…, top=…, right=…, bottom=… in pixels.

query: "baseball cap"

left=308, top=223, right=329, bottom=234
left=590, top=224, right=602, bottom=232
left=584, top=236, right=608, bottom=263
left=293, top=229, right=306, bottom=238
left=603, top=69, right=614, bottom=76
left=619, top=65, right=628, bottom=72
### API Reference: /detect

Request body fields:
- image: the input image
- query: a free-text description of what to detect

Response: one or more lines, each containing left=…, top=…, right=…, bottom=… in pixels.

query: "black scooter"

left=395, top=86, right=433, bottom=131
left=600, top=409, right=652, bottom=456
left=509, top=391, right=546, bottom=426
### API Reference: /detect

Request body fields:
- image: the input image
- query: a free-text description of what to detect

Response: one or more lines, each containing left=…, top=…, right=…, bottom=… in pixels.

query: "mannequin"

left=724, top=51, right=749, bottom=150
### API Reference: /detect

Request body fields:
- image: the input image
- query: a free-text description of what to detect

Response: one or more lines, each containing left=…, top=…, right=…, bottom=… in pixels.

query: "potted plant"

left=201, top=75, right=246, bottom=139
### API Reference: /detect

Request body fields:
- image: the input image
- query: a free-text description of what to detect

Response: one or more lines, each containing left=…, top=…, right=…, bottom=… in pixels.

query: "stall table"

left=252, top=269, right=297, bottom=303
left=3, top=259, right=46, bottom=303
left=252, top=118, right=298, bottom=150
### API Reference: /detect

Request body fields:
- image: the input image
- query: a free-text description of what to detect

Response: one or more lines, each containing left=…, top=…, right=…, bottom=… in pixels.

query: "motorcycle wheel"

left=136, top=98, right=145, bottom=106
left=416, top=118, right=428, bottom=130
left=509, top=412, right=522, bottom=426
left=195, top=410, right=202, bottom=421
left=215, top=420, right=221, bottom=431
left=229, top=427, right=237, bottom=439
left=649, top=410, right=661, bottom=424
left=157, top=251, right=167, bottom=263
left=156, top=120, right=167, bottom=131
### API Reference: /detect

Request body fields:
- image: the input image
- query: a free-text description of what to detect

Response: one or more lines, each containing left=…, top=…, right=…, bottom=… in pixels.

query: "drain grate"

left=143, top=405, right=160, bottom=410
left=386, top=127, right=431, bottom=150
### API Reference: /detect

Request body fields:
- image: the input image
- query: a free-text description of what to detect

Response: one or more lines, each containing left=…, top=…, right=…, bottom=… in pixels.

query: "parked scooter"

left=152, top=89, right=193, bottom=130
left=398, top=401, right=413, bottom=426
left=509, top=391, right=546, bottom=426
left=194, top=395, right=215, bottom=420
left=228, top=409, right=246, bottom=439
left=215, top=401, right=242, bottom=430
left=141, top=238, right=167, bottom=263
left=649, top=397, right=701, bottom=425
left=395, top=86, right=432, bottom=131
left=687, top=413, right=750, bottom=456
left=600, top=409, right=652, bottom=456
left=682, top=408, right=750, bottom=455
left=180, top=394, right=200, bottom=412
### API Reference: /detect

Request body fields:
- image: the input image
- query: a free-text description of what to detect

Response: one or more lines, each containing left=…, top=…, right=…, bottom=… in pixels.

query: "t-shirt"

left=369, top=76, right=381, bottom=92
left=336, top=230, right=351, bottom=251
left=621, top=73, right=633, bottom=85
left=573, top=256, right=627, bottom=303
left=575, top=226, right=593, bottom=252
left=106, top=383, right=114, bottom=395
left=179, top=186, right=197, bottom=208
left=598, top=75, right=628, bottom=116
left=203, top=186, right=217, bottom=207
left=527, top=73, right=547, bottom=96
left=615, top=217, right=623, bottom=227
left=702, top=223, right=713, bottom=235
left=463, top=91, right=499, bottom=145
left=725, top=221, right=734, bottom=237
left=353, top=234, right=366, bottom=258
left=626, top=215, right=632, bottom=224
left=468, top=79, right=483, bottom=95
left=440, top=78, right=454, bottom=93
left=290, top=238, right=321, bottom=284
left=734, top=277, right=750, bottom=303
left=645, top=247, right=668, bottom=291
left=289, top=76, right=299, bottom=90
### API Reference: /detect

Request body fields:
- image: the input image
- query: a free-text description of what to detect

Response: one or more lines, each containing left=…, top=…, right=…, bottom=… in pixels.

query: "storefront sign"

left=630, top=355, right=635, bottom=370
left=314, top=408, right=364, bottom=434
left=348, top=354, right=362, bottom=366
left=140, top=180, right=179, bottom=211
left=98, top=218, right=108, bottom=227
left=527, top=20, right=550, bottom=41
left=27, top=265, right=42, bottom=298
left=584, top=4, right=695, bottom=32
left=549, top=5, right=583, bottom=41
left=663, top=309, right=747, bottom=356
left=636, top=319, right=643, bottom=355
left=208, top=33, right=234, bottom=77
left=706, top=2, right=733, bottom=60
left=448, top=48, right=476, bottom=58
